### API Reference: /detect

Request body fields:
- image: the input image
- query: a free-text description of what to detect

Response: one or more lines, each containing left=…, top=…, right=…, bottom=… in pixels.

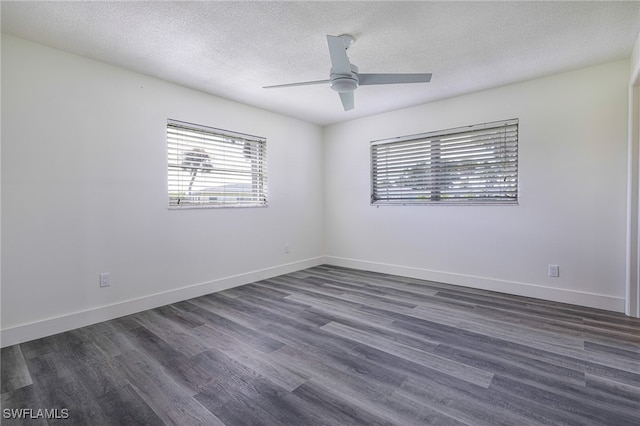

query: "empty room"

left=2, top=1, right=639, bottom=425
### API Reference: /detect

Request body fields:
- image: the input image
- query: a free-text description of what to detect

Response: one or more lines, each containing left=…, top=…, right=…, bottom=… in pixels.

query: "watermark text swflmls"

left=3, top=408, right=70, bottom=420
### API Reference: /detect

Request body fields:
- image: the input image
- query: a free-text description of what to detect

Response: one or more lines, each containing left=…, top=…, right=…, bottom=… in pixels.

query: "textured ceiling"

left=2, top=1, right=640, bottom=126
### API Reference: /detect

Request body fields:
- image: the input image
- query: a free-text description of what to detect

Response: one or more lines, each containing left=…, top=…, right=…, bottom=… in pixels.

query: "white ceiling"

left=2, top=1, right=640, bottom=126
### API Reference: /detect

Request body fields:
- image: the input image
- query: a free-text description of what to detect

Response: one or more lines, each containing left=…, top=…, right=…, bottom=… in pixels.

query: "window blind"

left=371, top=119, right=518, bottom=205
left=167, top=119, right=267, bottom=208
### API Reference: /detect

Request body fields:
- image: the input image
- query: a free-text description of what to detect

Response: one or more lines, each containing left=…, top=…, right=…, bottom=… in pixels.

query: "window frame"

left=167, top=119, right=268, bottom=209
left=370, top=119, right=518, bottom=206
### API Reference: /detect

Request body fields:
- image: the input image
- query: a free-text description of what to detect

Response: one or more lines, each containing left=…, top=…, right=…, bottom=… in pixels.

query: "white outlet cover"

left=100, top=273, right=110, bottom=287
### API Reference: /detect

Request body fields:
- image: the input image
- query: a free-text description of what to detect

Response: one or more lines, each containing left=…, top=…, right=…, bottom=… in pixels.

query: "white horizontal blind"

left=371, top=119, right=518, bottom=205
left=167, top=119, right=267, bottom=208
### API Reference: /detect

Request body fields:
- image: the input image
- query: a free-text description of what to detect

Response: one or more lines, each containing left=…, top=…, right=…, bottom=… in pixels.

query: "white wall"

left=1, top=35, right=325, bottom=346
left=324, top=60, right=630, bottom=311
left=626, top=31, right=640, bottom=317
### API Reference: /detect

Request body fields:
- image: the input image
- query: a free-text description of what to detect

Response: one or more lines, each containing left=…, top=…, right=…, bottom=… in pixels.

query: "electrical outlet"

left=548, top=265, right=559, bottom=278
left=284, top=244, right=290, bottom=254
left=100, top=272, right=111, bottom=287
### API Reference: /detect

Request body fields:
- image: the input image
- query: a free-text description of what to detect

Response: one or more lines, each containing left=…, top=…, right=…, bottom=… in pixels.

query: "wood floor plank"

left=25, top=353, right=112, bottom=425
left=1, top=345, right=32, bottom=394
left=72, top=320, right=139, bottom=358
left=2, top=265, right=639, bottom=425
left=96, top=383, right=166, bottom=425
left=489, top=374, right=639, bottom=425
left=432, top=341, right=587, bottom=389
left=112, top=349, right=225, bottom=426
left=284, top=292, right=396, bottom=326
left=395, top=376, right=572, bottom=426
left=192, top=349, right=293, bottom=426
left=584, top=373, right=640, bottom=405
left=182, top=300, right=284, bottom=354
left=132, top=309, right=210, bottom=357
left=270, top=343, right=402, bottom=404
left=191, top=323, right=308, bottom=392
left=320, top=321, right=494, bottom=388
left=120, top=325, right=215, bottom=395
left=290, top=380, right=394, bottom=426
left=259, top=322, right=408, bottom=392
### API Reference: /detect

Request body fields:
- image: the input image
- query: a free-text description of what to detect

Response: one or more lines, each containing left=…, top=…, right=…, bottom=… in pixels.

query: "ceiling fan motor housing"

left=330, top=64, right=359, bottom=93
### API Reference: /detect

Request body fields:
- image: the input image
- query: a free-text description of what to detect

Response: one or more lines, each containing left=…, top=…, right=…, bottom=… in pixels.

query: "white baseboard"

left=3, top=255, right=626, bottom=347
left=324, top=256, right=625, bottom=313
left=1, top=256, right=325, bottom=348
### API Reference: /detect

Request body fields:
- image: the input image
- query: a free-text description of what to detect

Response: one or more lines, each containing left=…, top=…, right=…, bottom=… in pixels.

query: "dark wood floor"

left=2, top=265, right=639, bottom=425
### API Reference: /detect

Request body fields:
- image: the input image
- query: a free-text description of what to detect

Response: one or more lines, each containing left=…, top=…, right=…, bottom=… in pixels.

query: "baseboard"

left=3, top=255, right=625, bottom=347
left=324, top=256, right=625, bottom=313
left=1, top=256, right=325, bottom=348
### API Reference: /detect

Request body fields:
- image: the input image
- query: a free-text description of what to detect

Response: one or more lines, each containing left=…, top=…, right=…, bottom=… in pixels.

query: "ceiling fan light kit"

left=264, top=34, right=432, bottom=112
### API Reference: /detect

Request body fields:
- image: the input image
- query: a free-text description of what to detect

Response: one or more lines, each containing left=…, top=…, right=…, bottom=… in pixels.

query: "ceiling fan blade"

left=327, top=35, right=352, bottom=74
left=339, top=92, right=354, bottom=111
left=358, top=73, right=432, bottom=85
left=263, top=79, right=330, bottom=89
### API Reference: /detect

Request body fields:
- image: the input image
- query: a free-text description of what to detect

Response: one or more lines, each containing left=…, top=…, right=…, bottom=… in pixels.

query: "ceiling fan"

left=263, top=34, right=432, bottom=111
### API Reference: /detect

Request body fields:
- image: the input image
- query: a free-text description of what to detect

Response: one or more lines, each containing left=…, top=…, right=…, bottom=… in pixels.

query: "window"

left=167, top=119, right=267, bottom=208
left=371, top=119, right=518, bottom=205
